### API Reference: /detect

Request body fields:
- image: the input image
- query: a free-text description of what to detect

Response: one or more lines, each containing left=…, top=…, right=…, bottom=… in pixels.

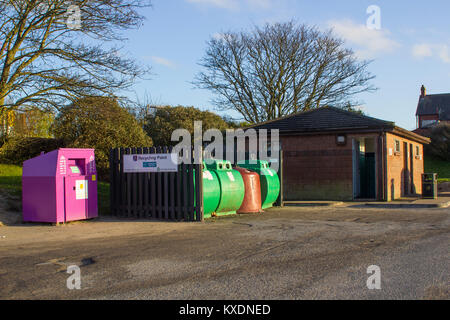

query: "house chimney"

left=420, top=85, right=426, bottom=98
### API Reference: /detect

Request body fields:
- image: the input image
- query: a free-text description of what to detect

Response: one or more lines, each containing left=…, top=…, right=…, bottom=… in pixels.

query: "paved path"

left=0, top=206, right=448, bottom=299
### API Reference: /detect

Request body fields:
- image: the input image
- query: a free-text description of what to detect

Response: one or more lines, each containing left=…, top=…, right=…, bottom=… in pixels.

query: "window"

left=394, top=140, right=401, bottom=154
left=415, top=146, right=420, bottom=158
left=421, top=119, right=438, bottom=128
left=336, top=134, right=346, bottom=145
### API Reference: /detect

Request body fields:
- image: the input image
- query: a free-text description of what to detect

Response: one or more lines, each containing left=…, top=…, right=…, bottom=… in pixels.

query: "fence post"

left=119, top=147, right=125, bottom=216
left=276, top=148, right=284, bottom=207
left=149, top=146, right=156, bottom=218
left=176, top=149, right=182, bottom=220
left=137, top=147, right=143, bottom=218
left=143, top=147, right=150, bottom=218
left=124, top=148, right=131, bottom=217
left=169, top=146, right=176, bottom=220
left=195, top=147, right=204, bottom=222
left=109, top=148, right=114, bottom=216
left=163, top=146, right=169, bottom=220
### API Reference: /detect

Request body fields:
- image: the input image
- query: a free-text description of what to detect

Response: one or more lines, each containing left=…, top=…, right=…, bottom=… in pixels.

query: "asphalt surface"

left=0, top=206, right=449, bottom=299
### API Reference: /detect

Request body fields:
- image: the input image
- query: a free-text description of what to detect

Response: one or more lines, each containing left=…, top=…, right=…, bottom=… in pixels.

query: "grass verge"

left=0, top=164, right=23, bottom=196
left=424, top=155, right=450, bottom=182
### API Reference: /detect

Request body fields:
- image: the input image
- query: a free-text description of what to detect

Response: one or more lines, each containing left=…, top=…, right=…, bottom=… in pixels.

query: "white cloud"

left=186, top=0, right=272, bottom=11
left=246, top=0, right=272, bottom=10
left=328, top=19, right=400, bottom=59
left=412, top=43, right=433, bottom=58
left=148, top=56, right=176, bottom=69
left=186, top=0, right=239, bottom=10
left=212, top=32, right=234, bottom=42
left=411, top=43, right=450, bottom=63
left=212, top=32, right=225, bottom=40
left=438, top=45, right=450, bottom=63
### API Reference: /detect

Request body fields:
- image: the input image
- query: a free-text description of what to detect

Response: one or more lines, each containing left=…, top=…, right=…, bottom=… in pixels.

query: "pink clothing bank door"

left=65, top=176, right=89, bottom=221
left=63, top=158, right=97, bottom=222
left=64, top=175, right=97, bottom=222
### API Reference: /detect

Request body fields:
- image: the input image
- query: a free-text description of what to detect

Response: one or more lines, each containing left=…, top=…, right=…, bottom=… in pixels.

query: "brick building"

left=413, top=85, right=450, bottom=136
left=252, top=106, right=430, bottom=201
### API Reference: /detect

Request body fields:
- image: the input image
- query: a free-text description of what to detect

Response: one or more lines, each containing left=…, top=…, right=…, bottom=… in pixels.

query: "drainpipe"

left=383, top=132, right=388, bottom=201
left=377, top=133, right=382, bottom=201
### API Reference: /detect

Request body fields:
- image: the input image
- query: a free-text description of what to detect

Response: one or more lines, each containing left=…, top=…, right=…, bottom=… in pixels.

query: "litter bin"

left=22, top=148, right=98, bottom=223
left=238, top=160, right=280, bottom=209
left=422, top=173, right=438, bottom=199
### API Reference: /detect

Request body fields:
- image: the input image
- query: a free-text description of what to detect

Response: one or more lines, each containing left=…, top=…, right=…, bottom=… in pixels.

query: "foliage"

left=424, top=154, right=450, bottom=181
left=143, top=105, right=231, bottom=146
left=52, top=96, right=152, bottom=180
left=424, top=123, right=450, bottom=162
left=342, top=102, right=365, bottom=115
left=0, top=136, right=65, bottom=165
left=0, top=108, right=15, bottom=144
left=195, top=21, right=375, bottom=123
left=1, top=108, right=54, bottom=140
left=221, top=115, right=251, bottom=128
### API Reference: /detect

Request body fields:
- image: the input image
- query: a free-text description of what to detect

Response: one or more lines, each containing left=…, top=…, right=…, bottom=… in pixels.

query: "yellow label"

left=92, top=175, right=96, bottom=181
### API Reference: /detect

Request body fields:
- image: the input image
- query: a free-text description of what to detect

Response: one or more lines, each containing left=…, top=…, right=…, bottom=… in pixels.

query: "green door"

left=365, top=153, right=376, bottom=199
left=360, top=153, right=375, bottom=198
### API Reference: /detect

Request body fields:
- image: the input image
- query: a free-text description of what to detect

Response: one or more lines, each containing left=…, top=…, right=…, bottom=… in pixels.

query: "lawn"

left=97, top=181, right=110, bottom=215
left=0, top=163, right=110, bottom=215
left=424, top=155, right=450, bottom=182
left=0, top=164, right=23, bottom=196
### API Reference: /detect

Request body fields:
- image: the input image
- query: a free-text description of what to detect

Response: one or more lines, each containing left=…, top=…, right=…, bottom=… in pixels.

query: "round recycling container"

left=201, top=164, right=221, bottom=218
left=237, top=160, right=280, bottom=209
left=235, top=167, right=262, bottom=214
left=192, top=163, right=221, bottom=218
left=205, top=160, right=245, bottom=216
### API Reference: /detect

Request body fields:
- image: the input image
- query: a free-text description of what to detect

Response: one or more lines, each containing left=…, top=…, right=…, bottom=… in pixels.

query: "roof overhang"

left=254, top=126, right=390, bottom=136
left=253, top=125, right=430, bottom=144
left=388, top=126, right=431, bottom=144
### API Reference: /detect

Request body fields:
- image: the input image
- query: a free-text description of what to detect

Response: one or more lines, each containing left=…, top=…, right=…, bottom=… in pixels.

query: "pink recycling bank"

left=22, top=148, right=98, bottom=223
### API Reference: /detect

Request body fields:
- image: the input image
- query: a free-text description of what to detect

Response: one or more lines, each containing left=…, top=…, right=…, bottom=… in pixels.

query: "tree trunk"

left=0, top=99, right=9, bottom=143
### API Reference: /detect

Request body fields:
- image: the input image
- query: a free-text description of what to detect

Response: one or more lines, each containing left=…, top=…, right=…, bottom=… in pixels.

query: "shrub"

left=144, top=105, right=231, bottom=146
left=0, top=136, right=65, bottom=165
left=52, top=96, right=152, bottom=180
left=424, top=123, right=450, bottom=162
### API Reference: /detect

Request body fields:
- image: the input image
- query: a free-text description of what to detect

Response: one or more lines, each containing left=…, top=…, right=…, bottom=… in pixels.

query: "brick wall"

left=279, top=132, right=424, bottom=201
left=281, top=134, right=354, bottom=201
left=385, top=132, right=424, bottom=200
left=281, top=133, right=385, bottom=201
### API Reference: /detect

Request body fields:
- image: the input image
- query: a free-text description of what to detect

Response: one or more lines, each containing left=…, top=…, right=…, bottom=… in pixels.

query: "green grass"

left=0, top=163, right=111, bottom=215
left=98, top=181, right=110, bottom=215
left=0, top=164, right=23, bottom=196
left=424, top=155, right=450, bottom=182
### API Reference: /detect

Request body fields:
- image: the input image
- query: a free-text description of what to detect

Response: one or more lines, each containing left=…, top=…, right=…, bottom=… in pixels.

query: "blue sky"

left=120, top=0, right=450, bottom=130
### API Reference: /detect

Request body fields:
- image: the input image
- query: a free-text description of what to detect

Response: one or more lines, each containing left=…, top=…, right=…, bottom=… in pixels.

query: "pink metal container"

left=22, top=148, right=98, bottom=223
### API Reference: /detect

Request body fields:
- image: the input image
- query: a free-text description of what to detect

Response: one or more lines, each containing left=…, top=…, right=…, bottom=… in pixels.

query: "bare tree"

left=131, top=90, right=162, bottom=124
left=0, top=0, right=151, bottom=115
left=195, top=21, right=376, bottom=123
